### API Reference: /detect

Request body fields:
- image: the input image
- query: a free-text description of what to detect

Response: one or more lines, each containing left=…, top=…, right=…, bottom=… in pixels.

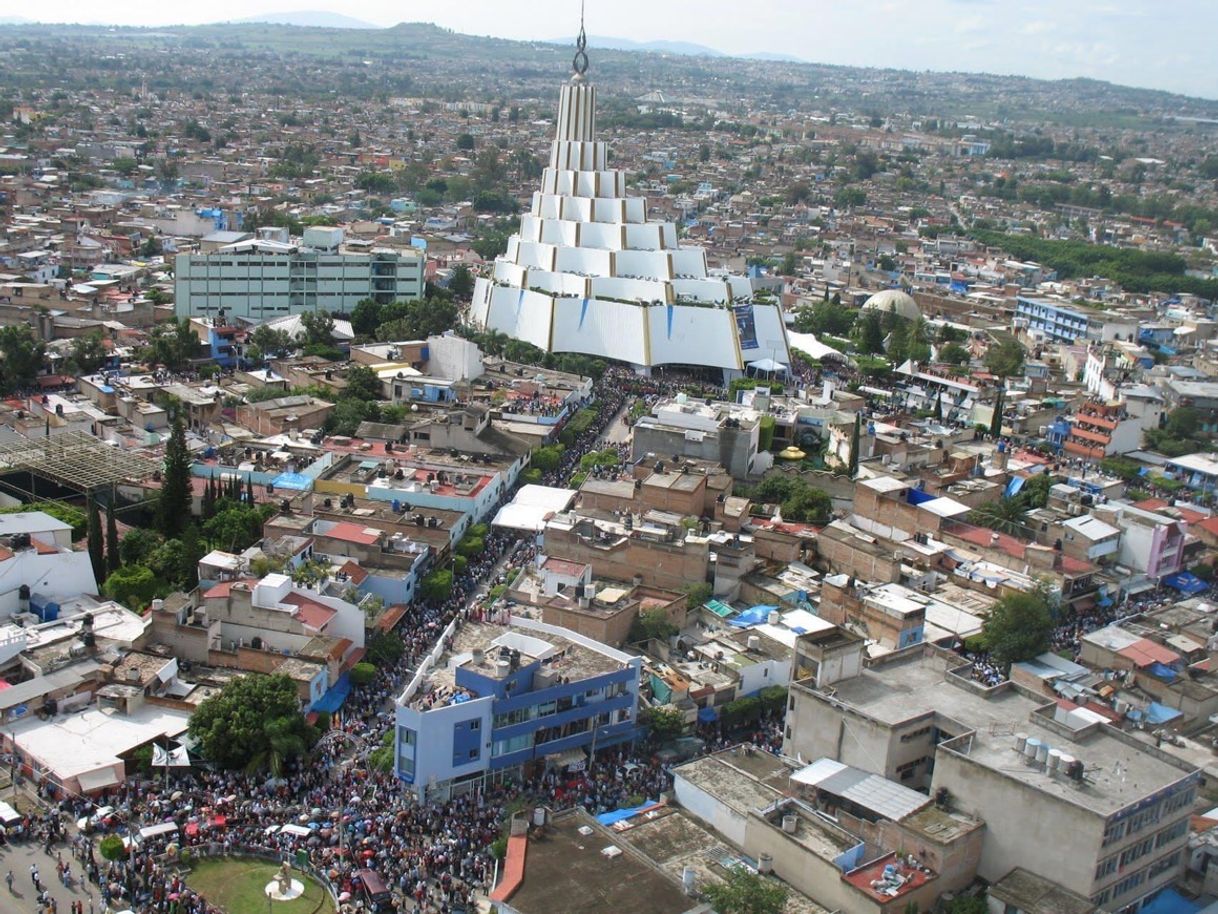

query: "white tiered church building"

left=469, top=46, right=790, bottom=379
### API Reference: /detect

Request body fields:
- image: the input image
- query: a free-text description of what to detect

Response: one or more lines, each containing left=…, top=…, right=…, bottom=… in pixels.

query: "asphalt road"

left=0, top=837, right=102, bottom=914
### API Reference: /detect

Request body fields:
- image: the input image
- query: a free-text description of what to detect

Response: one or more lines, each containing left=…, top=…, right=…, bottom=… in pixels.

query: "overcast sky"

left=13, top=0, right=1218, bottom=100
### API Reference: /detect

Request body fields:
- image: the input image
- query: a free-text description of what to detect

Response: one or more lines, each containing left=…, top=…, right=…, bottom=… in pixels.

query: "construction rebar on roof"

left=0, top=430, right=161, bottom=492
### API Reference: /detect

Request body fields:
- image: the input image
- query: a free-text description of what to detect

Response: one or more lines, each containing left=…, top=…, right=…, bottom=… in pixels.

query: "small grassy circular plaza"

left=185, top=858, right=334, bottom=914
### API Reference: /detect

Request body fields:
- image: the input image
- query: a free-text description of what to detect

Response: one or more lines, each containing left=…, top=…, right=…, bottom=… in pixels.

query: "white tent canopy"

left=492, top=484, right=577, bottom=533
left=786, top=330, right=853, bottom=363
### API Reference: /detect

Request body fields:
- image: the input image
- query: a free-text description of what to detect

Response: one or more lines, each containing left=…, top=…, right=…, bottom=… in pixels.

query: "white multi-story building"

left=470, top=57, right=790, bottom=379
left=175, top=228, right=424, bottom=321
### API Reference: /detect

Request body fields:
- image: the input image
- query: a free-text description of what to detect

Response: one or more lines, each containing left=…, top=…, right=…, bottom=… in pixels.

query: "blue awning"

left=1163, top=571, right=1208, bottom=595
left=697, top=706, right=718, bottom=723
left=309, top=672, right=352, bottom=714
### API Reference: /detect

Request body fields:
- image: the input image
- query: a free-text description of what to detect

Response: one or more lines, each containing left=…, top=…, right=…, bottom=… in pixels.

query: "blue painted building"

left=394, top=618, right=640, bottom=801
left=1014, top=296, right=1095, bottom=343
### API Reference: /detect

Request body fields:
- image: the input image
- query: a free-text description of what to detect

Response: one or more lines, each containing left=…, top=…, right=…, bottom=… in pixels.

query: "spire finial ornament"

left=572, top=0, right=589, bottom=80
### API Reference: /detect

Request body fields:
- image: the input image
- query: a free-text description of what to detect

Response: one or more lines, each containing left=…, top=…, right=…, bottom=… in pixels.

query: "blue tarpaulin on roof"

left=906, top=488, right=936, bottom=505
left=595, top=799, right=663, bottom=826
left=1163, top=571, right=1209, bottom=595
left=309, top=672, right=351, bottom=714
left=1148, top=662, right=1178, bottom=682
left=1004, top=476, right=1025, bottom=499
left=698, top=706, right=718, bottom=723
left=728, top=605, right=778, bottom=628
left=271, top=472, right=312, bottom=491
left=1145, top=702, right=1183, bottom=725
left=1138, top=886, right=1202, bottom=914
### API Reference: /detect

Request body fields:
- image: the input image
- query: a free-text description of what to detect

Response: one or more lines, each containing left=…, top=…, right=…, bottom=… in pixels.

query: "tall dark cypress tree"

left=105, top=501, right=120, bottom=573
left=246, top=476, right=255, bottom=506
left=990, top=385, right=1005, bottom=439
left=87, top=496, right=106, bottom=586
left=201, top=476, right=215, bottom=520
left=160, top=417, right=192, bottom=538
left=847, top=413, right=862, bottom=477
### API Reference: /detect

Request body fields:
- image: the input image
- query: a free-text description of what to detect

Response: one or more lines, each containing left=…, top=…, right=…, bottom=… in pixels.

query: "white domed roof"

left=862, top=289, right=920, bottom=322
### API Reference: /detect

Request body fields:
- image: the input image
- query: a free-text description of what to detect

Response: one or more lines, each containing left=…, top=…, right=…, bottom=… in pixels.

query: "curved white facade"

left=471, top=77, right=790, bottom=374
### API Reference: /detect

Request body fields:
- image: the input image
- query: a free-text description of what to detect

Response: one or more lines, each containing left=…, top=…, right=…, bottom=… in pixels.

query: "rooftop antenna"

left=572, top=0, right=589, bottom=80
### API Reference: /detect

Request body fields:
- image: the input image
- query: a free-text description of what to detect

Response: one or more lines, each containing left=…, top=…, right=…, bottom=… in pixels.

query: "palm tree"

left=244, top=718, right=306, bottom=778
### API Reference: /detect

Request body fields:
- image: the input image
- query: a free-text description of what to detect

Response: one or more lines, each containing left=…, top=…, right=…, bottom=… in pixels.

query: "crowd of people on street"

left=0, top=368, right=700, bottom=914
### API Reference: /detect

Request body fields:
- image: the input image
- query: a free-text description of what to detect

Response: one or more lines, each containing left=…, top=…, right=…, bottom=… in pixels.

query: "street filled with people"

left=0, top=367, right=742, bottom=914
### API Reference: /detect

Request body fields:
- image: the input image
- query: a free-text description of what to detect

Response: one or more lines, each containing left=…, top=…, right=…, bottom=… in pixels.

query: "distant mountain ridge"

left=546, top=34, right=806, bottom=64
left=233, top=11, right=376, bottom=29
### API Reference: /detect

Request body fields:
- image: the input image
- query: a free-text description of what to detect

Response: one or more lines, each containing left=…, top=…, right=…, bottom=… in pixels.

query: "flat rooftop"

left=404, top=618, right=631, bottom=709
left=616, top=809, right=833, bottom=914
left=509, top=810, right=693, bottom=914
left=821, top=649, right=1040, bottom=730
left=2, top=703, right=191, bottom=780
left=944, top=712, right=1197, bottom=815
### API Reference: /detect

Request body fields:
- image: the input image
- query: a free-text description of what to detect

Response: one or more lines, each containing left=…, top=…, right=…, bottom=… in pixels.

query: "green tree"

left=641, top=706, right=686, bottom=745
left=530, top=445, right=565, bottom=473
left=629, top=608, right=679, bottom=643
left=703, top=869, right=788, bottom=914
left=188, top=673, right=313, bottom=771
left=940, top=342, right=970, bottom=366
left=367, top=631, right=405, bottom=666
left=299, top=309, right=335, bottom=347
left=420, top=569, right=453, bottom=602
left=0, top=324, right=47, bottom=392
left=349, top=299, right=382, bottom=338
left=983, top=338, right=1026, bottom=378
left=847, top=413, right=861, bottom=476
left=179, top=524, right=203, bottom=589
left=105, top=502, right=120, bottom=574
left=349, top=662, right=378, bottom=686
left=87, top=497, right=105, bottom=585
left=344, top=364, right=382, bottom=401
left=159, top=417, right=192, bottom=538
left=990, top=385, right=1006, bottom=438
left=69, top=332, right=107, bottom=375
left=120, top=527, right=162, bottom=566
left=144, top=318, right=200, bottom=371
left=983, top=588, right=1055, bottom=669
left=856, top=311, right=886, bottom=355
left=448, top=264, right=474, bottom=299
left=374, top=298, right=459, bottom=342
left=782, top=485, right=832, bottom=523
left=102, top=564, right=159, bottom=610
left=203, top=502, right=271, bottom=552
left=248, top=324, right=294, bottom=362
left=455, top=133, right=475, bottom=151
left=683, top=581, right=713, bottom=609
left=98, top=834, right=127, bottom=861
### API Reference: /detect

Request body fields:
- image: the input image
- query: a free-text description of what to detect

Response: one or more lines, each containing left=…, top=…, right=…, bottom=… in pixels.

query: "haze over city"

left=6, top=0, right=1218, bottom=99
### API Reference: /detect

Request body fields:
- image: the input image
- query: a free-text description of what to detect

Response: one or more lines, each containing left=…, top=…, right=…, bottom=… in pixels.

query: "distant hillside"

left=547, top=35, right=806, bottom=65
left=0, top=20, right=1214, bottom=120
left=233, top=11, right=376, bottom=29
left=548, top=35, right=726, bottom=58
